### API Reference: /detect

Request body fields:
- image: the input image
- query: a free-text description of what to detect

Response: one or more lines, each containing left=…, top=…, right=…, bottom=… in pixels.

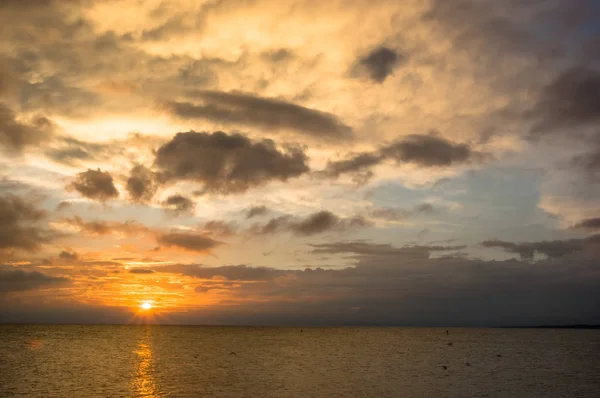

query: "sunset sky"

left=1, top=0, right=599, bottom=326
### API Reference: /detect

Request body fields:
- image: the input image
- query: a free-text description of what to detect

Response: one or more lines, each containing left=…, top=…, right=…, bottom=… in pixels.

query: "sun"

left=140, top=301, right=153, bottom=310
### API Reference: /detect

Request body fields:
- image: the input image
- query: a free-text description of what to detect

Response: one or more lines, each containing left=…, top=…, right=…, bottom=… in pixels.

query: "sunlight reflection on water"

left=132, top=329, right=161, bottom=398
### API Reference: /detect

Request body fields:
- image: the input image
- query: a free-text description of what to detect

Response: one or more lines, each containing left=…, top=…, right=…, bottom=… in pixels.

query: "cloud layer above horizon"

left=1, top=0, right=599, bottom=325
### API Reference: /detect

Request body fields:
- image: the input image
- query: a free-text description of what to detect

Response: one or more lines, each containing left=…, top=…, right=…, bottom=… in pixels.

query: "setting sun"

left=140, top=302, right=153, bottom=310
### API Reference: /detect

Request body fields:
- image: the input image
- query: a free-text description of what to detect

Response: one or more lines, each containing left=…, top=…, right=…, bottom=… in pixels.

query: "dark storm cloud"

left=0, top=195, right=56, bottom=251
left=161, top=194, right=194, bottom=215
left=249, top=211, right=371, bottom=236
left=128, top=268, right=155, bottom=274
left=355, top=46, right=404, bottom=83
left=0, top=268, right=69, bottom=293
left=531, top=68, right=600, bottom=136
left=0, top=103, right=53, bottom=154
left=156, top=231, right=222, bottom=253
left=246, top=205, right=269, bottom=219
left=126, top=164, right=158, bottom=203
left=481, top=235, right=599, bottom=260
left=69, top=169, right=119, bottom=201
left=323, top=134, right=478, bottom=179
left=163, top=90, right=353, bottom=139
left=154, top=131, right=309, bottom=194
left=572, top=217, right=600, bottom=230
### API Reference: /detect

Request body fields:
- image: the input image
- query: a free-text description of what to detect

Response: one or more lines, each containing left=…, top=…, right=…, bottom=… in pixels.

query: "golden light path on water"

left=132, top=328, right=161, bottom=398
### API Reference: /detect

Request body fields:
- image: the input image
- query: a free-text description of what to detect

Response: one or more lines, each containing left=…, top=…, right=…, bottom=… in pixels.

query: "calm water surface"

left=0, top=325, right=599, bottom=397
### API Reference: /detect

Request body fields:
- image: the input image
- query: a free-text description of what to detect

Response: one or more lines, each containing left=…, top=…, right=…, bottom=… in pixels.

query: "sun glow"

left=140, top=301, right=153, bottom=310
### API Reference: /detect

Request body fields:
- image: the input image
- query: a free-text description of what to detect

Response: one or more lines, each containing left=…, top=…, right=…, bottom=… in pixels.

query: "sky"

left=0, top=0, right=599, bottom=326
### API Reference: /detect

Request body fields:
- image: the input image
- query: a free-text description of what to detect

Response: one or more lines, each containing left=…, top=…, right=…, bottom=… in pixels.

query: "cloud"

left=246, top=205, right=269, bottom=219
left=481, top=235, right=600, bottom=260
left=531, top=68, right=600, bottom=137
left=322, top=152, right=382, bottom=180
left=201, top=220, right=237, bottom=237
left=155, top=231, right=222, bottom=253
left=354, top=46, right=404, bottom=83
left=292, top=211, right=368, bottom=236
left=161, top=194, right=194, bottom=215
left=0, top=103, right=53, bottom=154
left=163, top=90, right=353, bottom=139
left=0, top=195, right=56, bottom=251
left=126, top=164, right=158, bottom=203
left=153, top=263, right=282, bottom=282
left=58, top=250, right=78, bottom=262
left=310, top=240, right=466, bottom=258
left=0, top=268, right=69, bottom=293
left=44, top=134, right=162, bottom=168
left=381, top=134, right=474, bottom=167
left=261, top=48, right=295, bottom=63
left=69, top=169, right=119, bottom=201
left=128, top=268, right=155, bottom=274
left=414, top=203, right=435, bottom=214
left=370, top=202, right=436, bottom=221
left=60, top=216, right=148, bottom=236
left=44, top=136, right=114, bottom=166
left=572, top=217, right=600, bottom=231
left=571, top=148, right=600, bottom=180
left=323, top=133, right=479, bottom=178
left=249, top=211, right=371, bottom=236
left=140, top=14, right=192, bottom=42
left=154, top=131, right=309, bottom=194
left=142, top=242, right=600, bottom=326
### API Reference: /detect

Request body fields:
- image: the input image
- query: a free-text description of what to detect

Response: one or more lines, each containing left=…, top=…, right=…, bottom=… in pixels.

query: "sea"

left=0, top=325, right=598, bottom=397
